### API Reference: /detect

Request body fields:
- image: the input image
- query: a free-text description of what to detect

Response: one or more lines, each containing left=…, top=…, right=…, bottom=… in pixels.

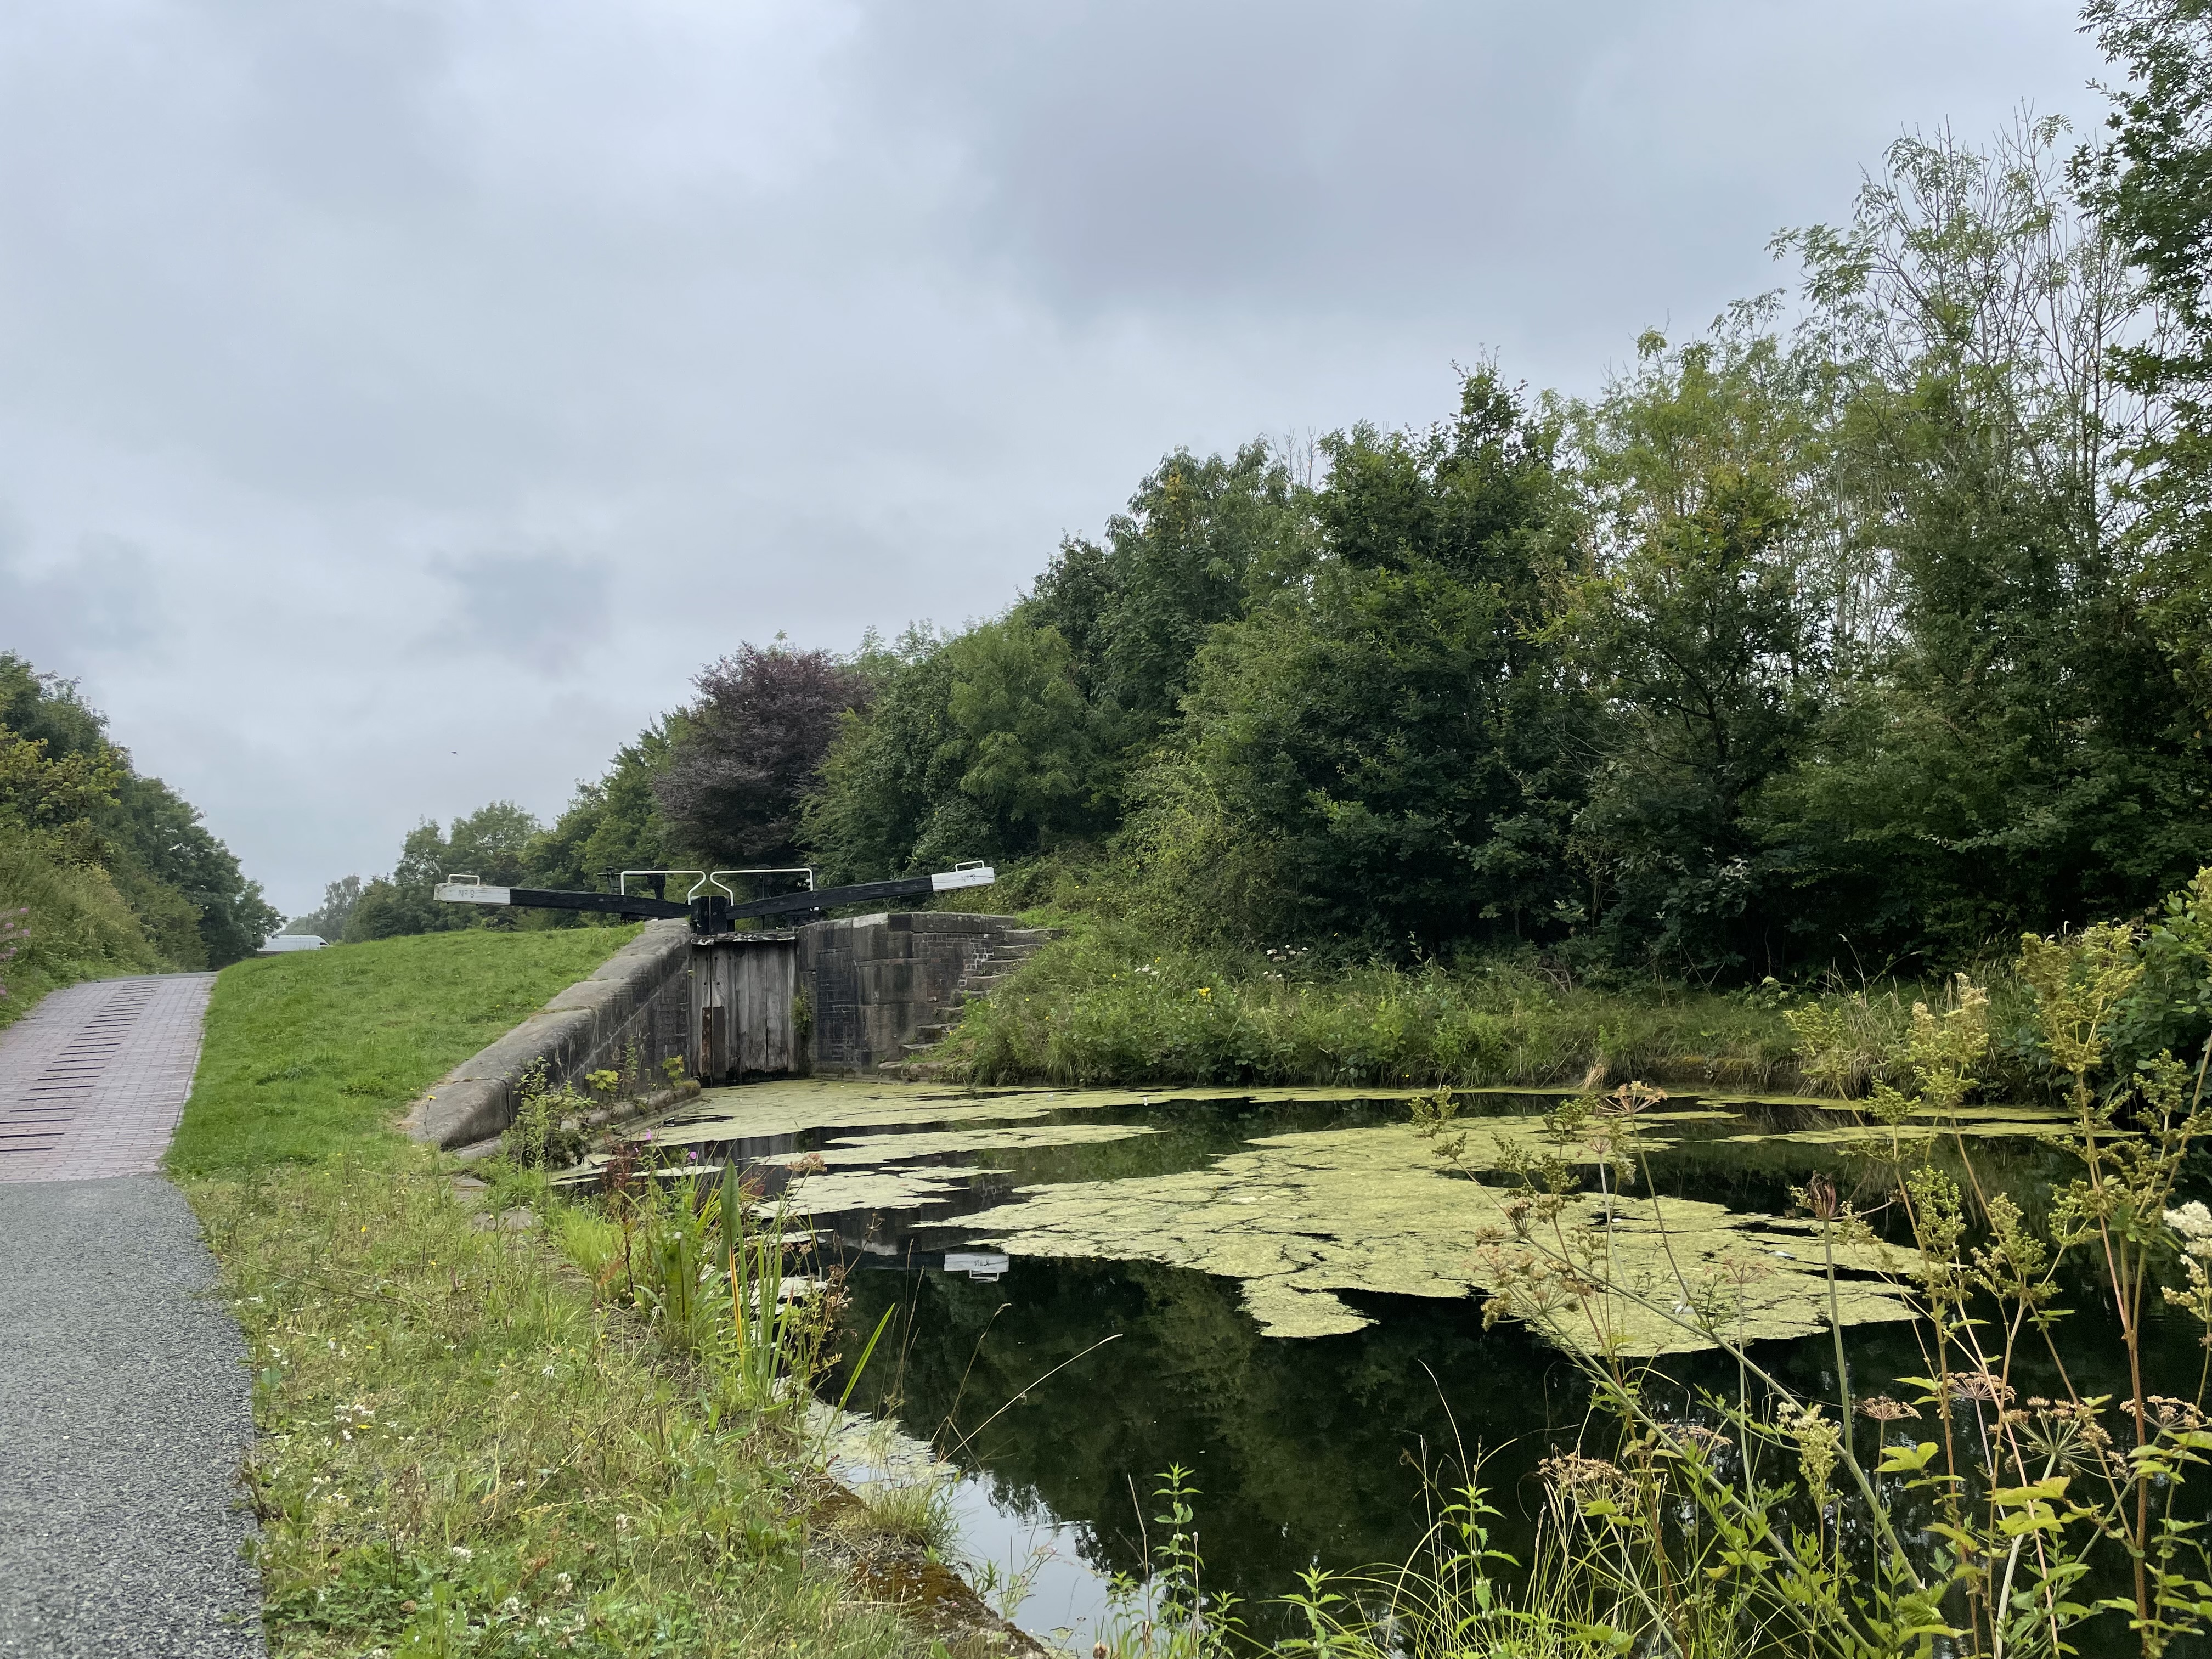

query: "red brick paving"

left=0, top=974, right=217, bottom=1183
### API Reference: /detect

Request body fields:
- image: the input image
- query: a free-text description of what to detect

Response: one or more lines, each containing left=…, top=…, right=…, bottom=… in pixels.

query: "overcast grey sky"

left=0, top=0, right=2107, bottom=917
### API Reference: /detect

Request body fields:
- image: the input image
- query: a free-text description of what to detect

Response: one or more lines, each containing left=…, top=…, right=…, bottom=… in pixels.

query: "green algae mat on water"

left=591, top=1079, right=2078, bottom=1358
left=630, top=1078, right=1469, bottom=1144
left=930, top=1123, right=1917, bottom=1353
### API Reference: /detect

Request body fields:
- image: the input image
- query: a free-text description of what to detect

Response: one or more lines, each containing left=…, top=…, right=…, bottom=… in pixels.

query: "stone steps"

left=880, top=928, right=1058, bottom=1076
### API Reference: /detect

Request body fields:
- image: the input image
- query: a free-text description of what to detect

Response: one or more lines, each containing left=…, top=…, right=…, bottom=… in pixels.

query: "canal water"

left=618, top=1080, right=2205, bottom=1649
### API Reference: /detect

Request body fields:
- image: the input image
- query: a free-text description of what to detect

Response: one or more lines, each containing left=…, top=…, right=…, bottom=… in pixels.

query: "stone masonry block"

left=403, top=919, right=692, bottom=1150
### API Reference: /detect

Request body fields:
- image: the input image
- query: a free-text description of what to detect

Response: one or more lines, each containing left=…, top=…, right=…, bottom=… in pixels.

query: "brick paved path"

left=0, top=973, right=216, bottom=1183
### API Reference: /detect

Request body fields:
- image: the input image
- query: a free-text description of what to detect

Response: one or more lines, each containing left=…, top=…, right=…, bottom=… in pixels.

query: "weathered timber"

left=692, top=932, right=799, bottom=1082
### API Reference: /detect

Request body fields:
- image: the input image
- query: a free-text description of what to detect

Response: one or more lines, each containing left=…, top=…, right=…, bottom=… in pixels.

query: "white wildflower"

left=449, top=1545, right=473, bottom=1561
left=2168, top=1202, right=2212, bottom=1260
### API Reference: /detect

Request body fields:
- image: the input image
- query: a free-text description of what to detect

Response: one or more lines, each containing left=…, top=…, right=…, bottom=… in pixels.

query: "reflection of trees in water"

left=825, top=1248, right=2212, bottom=1623
left=828, top=1257, right=1588, bottom=1609
left=797, top=1088, right=2206, bottom=1622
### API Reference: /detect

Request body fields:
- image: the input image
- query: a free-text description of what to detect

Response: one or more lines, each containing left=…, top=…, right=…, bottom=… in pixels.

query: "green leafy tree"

left=0, top=653, right=275, bottom=967
left=808, top=444, right=1307, bottom=885
left=942, top=618, right=1107, bottom=855
left=2087, top=0, right=2212, bottom=718
left=0, top=728, right=119, bottom=849
left=1764, top=119, right=2207, bottom=960
left=1131, top=371, right=1583, bottom=953
left=284, top=875, right=362, bottom=941
left=802, top=629, right=968, bottom=882
left=347, top=802, right=541, bottom=941
left=1030, top=442, right=1312, bottom=755
left=526, top=718, right=683, bottom=895
left=109, top=772, right=279, bottom=966
left=805, top=620, right=1108, bottom=876
left=1566, top=314, right=1829, bottom=973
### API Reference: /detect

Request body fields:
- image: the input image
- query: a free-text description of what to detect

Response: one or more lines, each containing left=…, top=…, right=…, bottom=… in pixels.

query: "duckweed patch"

left=929, top=1124, right=1915, bottom=1355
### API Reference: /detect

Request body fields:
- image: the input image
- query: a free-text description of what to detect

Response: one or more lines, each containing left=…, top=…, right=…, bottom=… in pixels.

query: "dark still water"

left=656, top=1083, right=2212, bottom=1645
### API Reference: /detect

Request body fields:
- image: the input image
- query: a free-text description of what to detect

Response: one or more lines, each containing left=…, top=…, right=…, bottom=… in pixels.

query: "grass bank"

left=175, top=927, right=945, bottom=1659
left=0, top=829, right=170, bottom=1029
left=930, top=921, right=1825, bottom=1092
left=191, top=1161, right=915, bottom=1659
left=170, top=926, right=639, bottom=1173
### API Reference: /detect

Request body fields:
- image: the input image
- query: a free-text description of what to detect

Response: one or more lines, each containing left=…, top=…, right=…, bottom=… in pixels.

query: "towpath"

left=0, top=973, right=265, bottom=1658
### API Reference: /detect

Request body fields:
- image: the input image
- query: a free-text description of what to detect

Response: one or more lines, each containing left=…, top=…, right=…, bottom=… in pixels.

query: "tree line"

left=327, top=3, right=2212, bottom=983
left=0, top=652, right=279, bottom=989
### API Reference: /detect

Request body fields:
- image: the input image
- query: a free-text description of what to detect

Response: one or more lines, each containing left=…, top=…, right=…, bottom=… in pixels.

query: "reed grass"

left=937, top=922, right=1829, bottom=1092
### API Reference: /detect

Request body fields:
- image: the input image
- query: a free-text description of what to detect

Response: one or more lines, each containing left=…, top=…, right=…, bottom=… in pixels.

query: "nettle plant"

left=499, top=1059, right=592, bottom=1171
left=1327, top=871, right=2212, bottom=1659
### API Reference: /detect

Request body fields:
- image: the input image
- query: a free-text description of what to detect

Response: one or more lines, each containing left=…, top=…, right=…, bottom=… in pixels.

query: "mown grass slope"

left=170, top=924, right=638, bottom=1173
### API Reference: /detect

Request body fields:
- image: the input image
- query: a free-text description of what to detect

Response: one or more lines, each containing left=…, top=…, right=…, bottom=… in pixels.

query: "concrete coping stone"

left=804, top=912, right=1022, bottom=935
left=400, top=919, right=692, bottom=1151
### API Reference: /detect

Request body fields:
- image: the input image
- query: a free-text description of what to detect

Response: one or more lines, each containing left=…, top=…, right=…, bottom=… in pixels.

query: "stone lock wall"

left=403, top=918, right=695, bottom=1150
left=797, top=911, right=1023, bottom=1075
left=404, top=909, right=1025, bottom=1149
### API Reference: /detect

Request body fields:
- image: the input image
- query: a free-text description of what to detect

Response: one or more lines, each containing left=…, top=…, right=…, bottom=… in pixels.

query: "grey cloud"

left=843, top=1, right=2099, bottom=339
left=426, top=551, right=613, bottom=677
left=0, top=1, right=2113, bottom=915
left=0, top=533, right=163, bottom=669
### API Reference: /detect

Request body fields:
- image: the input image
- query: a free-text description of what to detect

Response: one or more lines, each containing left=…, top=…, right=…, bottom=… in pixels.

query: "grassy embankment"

left=170, top=926, right=642, bottom=1173
left=0, top=831, right=170, bottom=1029
left=174, top=927, right=926, bottom=1659
left=919, top=917, right=1968, bottom=1095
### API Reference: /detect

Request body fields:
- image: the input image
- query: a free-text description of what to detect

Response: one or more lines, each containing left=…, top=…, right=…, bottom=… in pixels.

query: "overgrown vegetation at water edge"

left=1111, top=870, right=2212, bottom=1657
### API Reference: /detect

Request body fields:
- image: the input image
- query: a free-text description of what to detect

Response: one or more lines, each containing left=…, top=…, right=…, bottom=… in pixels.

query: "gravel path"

left=0, top=977, right=263, bottom=1658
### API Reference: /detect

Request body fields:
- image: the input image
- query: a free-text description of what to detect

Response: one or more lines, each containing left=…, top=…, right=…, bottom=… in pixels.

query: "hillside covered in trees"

left=333, top=26, right=2212, bottom=989
left=0, top=653, right=278, bottom=1022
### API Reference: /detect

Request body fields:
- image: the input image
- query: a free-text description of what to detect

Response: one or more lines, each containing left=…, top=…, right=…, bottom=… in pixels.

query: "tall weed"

left=1273, top=869, right=2212, bottom=1658
left=938, top=924, right=1818, bottom=1092
left=0, top=827, right=165, bottom=1026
